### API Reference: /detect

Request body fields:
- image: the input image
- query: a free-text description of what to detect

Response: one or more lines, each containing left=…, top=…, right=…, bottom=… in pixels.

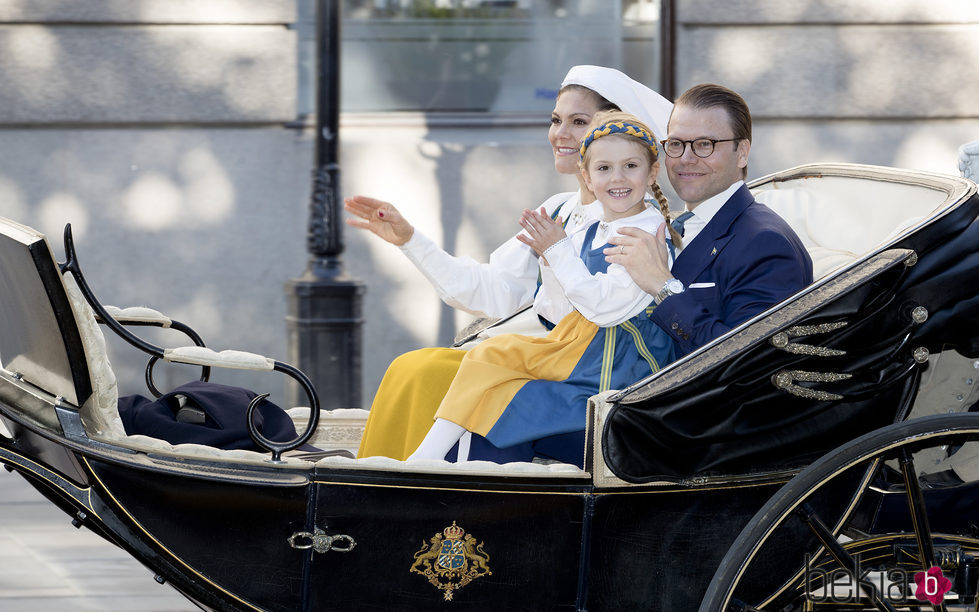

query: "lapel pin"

left=711, top=247, right=718, bottom=256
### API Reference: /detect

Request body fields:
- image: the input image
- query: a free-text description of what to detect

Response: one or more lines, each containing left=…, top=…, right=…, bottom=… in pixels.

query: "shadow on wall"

left=421, top=139, right=469, bottom=345
left=0, top=130, right=311, bottom=402
left=675, top=0, right=979, bottom=177
left=0, top=19, right=294, bottom=123
left=0, top=13, right=311, bottom=405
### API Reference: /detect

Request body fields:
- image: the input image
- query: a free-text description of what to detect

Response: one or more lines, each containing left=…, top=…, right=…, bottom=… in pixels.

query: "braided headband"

left=579, top=121, right=659, bottom=159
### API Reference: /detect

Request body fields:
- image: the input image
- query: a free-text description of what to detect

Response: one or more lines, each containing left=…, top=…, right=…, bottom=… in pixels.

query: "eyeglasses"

left=661, top=138, right=740, bottom=159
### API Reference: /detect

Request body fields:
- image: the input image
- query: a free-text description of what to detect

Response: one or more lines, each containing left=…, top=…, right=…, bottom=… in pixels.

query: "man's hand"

left=604, top=223, right=673, bottom=295
left=344, top=195, right=415, bottom=246
left=516, top=207, right=566, bottom=263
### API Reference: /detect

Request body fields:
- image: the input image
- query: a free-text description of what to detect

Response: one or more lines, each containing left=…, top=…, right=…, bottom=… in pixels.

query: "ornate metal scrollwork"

left=770, top=321, right=848, bottom=357
left=772, top=369, right=853, bottom=401
left=288, top=527, right=356, bottom=554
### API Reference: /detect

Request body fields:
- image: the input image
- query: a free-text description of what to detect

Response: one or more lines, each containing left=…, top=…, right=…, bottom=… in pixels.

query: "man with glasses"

left=605, top=83, right=812, bottom=357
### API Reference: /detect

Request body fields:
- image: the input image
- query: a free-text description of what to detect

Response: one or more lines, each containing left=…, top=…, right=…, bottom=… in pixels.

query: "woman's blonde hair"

left=578, top=111, right=679, bottom=246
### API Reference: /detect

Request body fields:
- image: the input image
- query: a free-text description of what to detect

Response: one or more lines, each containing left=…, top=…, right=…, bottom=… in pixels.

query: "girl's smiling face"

left=548, top=88, right=603, bottom=175
left=581, top=136, right=659, bottom=221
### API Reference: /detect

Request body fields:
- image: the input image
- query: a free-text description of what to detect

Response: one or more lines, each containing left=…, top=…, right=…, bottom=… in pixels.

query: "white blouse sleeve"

left=398, top=192, right=578, bottom=319
left=542, top=216, right=662, bottom=327
left=532, top=243, right=575, bottom=326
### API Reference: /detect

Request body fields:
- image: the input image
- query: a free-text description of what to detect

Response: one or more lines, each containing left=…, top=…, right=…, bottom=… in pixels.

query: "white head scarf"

left=561, top=65, right=673, bottom=143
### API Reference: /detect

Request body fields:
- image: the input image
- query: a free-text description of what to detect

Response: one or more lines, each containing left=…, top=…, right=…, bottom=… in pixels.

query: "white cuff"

left=542, top=237, right=572, bottom=261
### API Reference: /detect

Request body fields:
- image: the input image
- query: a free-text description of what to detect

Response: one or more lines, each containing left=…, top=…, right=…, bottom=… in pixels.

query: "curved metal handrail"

left=60, top=224, right=321, bottom=460
left=60, top=224, right=211, bottom=391
left=246, top=362, right=321, bottom=462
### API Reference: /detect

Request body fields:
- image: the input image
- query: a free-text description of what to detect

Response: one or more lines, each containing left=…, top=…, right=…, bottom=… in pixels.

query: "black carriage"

left=2, top=163, right=979, bottom=611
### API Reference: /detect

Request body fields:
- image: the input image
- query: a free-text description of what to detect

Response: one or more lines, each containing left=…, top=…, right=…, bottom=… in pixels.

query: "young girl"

left=408, top=111, right=680, bottom=465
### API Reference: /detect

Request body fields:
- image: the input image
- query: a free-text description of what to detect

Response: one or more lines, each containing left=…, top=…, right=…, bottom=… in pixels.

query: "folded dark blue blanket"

left=118, top=381, right=308, bottom=452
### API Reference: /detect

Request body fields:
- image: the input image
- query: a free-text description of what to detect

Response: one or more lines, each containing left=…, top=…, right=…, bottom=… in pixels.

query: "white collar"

left=602, top=204, right=664, bottom=226
left=564, top=191, right=604, bottom=230
left=584, top=206, right=665, bottom=247
left=684, top=180, right=744, bottom=223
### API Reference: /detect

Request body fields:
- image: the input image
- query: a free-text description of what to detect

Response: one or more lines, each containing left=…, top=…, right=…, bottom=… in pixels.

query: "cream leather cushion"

left=62, top=274, right=126, bottom=440
left=755, top=185, right=931, bottom=280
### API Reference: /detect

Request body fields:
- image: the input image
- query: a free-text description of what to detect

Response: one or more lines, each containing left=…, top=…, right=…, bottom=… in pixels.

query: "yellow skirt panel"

left=356, top=347, right=466, bottom=460
left=435, top=311, right=598, bottom=436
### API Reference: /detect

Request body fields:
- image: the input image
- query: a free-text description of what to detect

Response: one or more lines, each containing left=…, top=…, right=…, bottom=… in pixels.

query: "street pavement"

left=0, top=468, right=197, bottom=612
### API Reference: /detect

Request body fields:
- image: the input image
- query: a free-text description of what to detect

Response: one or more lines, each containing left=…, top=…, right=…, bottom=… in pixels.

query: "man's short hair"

left=674, top=83, right=752, bottom=177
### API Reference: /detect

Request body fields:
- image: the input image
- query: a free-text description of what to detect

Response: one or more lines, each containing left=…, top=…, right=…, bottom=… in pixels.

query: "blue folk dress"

left=435, top=221, right=675, bottom=467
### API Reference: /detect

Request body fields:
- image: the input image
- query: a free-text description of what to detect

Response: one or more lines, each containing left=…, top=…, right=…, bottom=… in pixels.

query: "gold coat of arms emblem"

left=409, top=521, right=492, bottom=600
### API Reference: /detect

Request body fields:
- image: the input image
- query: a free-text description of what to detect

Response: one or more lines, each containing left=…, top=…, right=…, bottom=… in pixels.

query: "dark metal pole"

left=286, top=0, right=364, bottom=409
left=660, top=0, right=677, bottom=101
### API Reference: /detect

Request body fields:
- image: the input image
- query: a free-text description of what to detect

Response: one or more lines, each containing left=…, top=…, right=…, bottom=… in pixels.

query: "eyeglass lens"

left=664, top=139, right=717, bottom=158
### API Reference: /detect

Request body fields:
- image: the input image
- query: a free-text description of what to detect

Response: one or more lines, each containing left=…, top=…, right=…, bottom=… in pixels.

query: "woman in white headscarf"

left=346, top=66, right=672, bottom=462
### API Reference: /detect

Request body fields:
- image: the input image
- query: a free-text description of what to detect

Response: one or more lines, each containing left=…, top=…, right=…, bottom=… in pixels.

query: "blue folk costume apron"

left=435, top=221, right=675, bottom=467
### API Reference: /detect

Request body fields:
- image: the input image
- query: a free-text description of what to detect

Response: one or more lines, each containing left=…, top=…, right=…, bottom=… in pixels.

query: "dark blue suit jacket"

left=651, top=183, right=813, bottom=356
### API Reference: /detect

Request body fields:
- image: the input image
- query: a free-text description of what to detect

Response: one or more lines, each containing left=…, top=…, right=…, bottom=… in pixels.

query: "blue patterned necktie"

left=671, top=211, right=695, bottom=238
left=665, top=211, right=695, bottom=262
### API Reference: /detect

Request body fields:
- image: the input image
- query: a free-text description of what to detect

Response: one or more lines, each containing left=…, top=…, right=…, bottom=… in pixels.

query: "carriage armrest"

left=102, top=305, right=172, bottom=327
left=453, top=306, right=548, bottom=348
left=161, top=345, right=316, bottom=460
left=163, top=346, right=275, bottom=371
left=590, top=390, right=652, bottom=488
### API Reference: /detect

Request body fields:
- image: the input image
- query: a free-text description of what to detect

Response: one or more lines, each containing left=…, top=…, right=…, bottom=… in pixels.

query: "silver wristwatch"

left=655, top=278, right=684, bottom=304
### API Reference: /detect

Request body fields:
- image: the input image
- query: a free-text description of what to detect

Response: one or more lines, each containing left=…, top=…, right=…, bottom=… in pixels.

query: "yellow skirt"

left=356, top=347, right=467, bottom=460
left=435, top=311, right=597, bottom=436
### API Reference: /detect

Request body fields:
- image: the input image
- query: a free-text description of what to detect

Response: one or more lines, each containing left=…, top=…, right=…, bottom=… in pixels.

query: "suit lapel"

left=672, top=184, right=754, bottom=283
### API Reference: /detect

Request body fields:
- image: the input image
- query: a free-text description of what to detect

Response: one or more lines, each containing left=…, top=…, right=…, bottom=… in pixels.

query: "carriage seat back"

left=754, top=176, right=949, bottom=279
left=0, top=218, right=122, bottom=436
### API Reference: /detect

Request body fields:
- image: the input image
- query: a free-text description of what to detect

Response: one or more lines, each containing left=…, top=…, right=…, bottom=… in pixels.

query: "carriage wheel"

left=699, top=413, right=979, bottom=612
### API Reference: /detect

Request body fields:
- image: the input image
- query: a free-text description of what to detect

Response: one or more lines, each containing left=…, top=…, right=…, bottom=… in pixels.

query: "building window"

left=338, top=0, right=662, bottom=114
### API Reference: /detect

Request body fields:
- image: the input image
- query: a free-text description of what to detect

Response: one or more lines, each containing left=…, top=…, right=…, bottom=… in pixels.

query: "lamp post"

left=286, top=0, right=363, bottom=409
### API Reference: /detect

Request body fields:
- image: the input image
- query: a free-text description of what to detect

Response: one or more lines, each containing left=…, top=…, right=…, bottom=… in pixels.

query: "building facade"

left=1, top=0, right=977, bottom=408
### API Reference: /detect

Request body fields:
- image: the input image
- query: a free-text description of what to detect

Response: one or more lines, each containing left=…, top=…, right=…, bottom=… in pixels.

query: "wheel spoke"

left=899, top=448, right=948, bottom=612
left=796, top=502, right=897, bottom=612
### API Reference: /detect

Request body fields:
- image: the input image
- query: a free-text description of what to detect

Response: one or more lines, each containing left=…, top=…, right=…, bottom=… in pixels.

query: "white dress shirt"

left=675, top=180, right=745, bottom=253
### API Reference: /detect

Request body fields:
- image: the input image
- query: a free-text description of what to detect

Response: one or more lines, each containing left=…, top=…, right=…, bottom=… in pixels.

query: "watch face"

left=667, top=279, right=684, bottom=293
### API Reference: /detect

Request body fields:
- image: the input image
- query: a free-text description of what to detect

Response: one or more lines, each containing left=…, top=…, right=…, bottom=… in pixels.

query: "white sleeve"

left=532, top=243, right=575, bottom=326
left=398, top=192, right=577, bottom=319
left=543, top=223, right=659, bottom=327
